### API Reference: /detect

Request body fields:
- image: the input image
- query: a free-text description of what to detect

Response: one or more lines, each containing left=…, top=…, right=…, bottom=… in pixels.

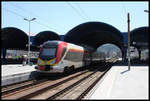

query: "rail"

left=2, top=64, right=112, bottom=100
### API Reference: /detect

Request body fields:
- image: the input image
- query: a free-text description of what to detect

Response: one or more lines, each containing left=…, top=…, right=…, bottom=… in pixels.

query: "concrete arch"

left=2, top=27, right=28, bottom=49
left=34, top=31, right=60, bottom=46
left=64, top=21, right=123, bottom=49
left=130, top=26, right=148, bottom=49
left=130, top=26, right=148, bottom=60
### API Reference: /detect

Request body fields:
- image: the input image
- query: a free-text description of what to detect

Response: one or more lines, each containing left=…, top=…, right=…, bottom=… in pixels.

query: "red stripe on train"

left=55, top=41, right=68, bottom=64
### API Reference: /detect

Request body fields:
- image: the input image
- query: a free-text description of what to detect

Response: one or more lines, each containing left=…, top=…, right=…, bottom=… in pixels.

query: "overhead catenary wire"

left=2, top=7, right=61, bottom=33
left=121, top=2, right=127, bottom=14
left=74, top=3, right=91, bottom=21
left=120, top=2, right=128, bottom=33
left=7, top=2, right=31, bottom=18
left=66, top=2, right=87, bottom=21
left=7, top=2, right=66, bottom=30
left=2, top=7, right=27, bottom=19
left=34, top=21, right=59, bottom=32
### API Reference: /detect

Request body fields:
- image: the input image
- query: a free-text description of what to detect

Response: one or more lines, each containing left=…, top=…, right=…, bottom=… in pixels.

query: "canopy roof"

left=130, top=26, right=148, bottom=48
left=2, top=27, right=28, bottom=49
left=34, top=31, right=60, bottom=46
left=64, top=22, right=123, bottom=49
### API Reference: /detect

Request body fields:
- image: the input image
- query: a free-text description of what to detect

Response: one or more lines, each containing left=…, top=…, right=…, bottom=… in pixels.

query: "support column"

left=2, top=48, right=7, bottom=64
left=138, top=49, right=141, bottom=60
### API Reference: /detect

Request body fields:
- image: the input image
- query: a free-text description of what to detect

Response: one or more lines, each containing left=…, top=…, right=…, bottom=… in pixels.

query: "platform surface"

left=1, top=64, right=36, bottom=77
left=86, top=65, right=149, bottom=99
left=1, top=64, right=149, bottom=99
left=1, top=64, right=37, bottom=86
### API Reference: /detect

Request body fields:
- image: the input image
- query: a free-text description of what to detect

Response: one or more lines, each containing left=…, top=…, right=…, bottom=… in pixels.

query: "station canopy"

left=64, top=22, right=123, bottom=50
left=34, top=31, right=60, bottom=46
left=130, top=26, right=148, bottom=49
left=2, top=27, right=28, bottom=49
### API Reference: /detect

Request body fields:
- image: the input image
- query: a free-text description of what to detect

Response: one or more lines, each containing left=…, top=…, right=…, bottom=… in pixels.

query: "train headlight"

left=50, top=59, right=55, bottom=64
left=37, top=59, right=42, bottom=65
left=38, top=58, right=44, bottom=65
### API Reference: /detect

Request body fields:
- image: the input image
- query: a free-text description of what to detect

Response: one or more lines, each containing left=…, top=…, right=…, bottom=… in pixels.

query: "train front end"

left=35, top=41, right=67, bottom=73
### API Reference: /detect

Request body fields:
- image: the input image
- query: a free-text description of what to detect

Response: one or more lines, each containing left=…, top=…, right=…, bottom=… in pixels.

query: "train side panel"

left=35, top=41, right=92, bottom=73
left=63, top=43, right=85, bottom=69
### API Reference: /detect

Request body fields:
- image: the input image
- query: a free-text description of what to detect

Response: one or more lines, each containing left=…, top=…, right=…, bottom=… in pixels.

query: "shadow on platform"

left=120, top=69, right=130, bottom=74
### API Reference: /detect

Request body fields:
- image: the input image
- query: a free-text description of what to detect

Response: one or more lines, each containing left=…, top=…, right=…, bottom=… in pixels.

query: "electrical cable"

left=2, top=7, right=27, bottom=19
left=2, top=7, right=61, bottom=32
left=74, top=3, right=91, bottom=21
left=7, top=2, right=66, bottom=30
left=66, top=2, right=87, bottom=20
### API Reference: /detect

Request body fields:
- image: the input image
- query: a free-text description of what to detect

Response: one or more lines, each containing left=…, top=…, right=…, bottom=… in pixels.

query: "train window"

left=40, top=48, right=56, bottom=57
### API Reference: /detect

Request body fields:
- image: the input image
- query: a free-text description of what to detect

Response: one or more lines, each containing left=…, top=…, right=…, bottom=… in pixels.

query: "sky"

left=2, top=1, right=149, bottom=36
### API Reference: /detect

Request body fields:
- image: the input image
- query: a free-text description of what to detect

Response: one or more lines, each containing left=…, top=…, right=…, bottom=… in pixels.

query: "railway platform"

left=2, top=64, right=36, bottom=76
left=1, top=64, right=149, bottom=99
left=85, top=65, right=149, bottom=99
left=1, top=64, right=37, bottom=86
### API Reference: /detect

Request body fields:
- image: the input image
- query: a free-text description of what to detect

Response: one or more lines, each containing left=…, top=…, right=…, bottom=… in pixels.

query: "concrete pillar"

left=138, top=49, right=141, bottom=60
left=1, top=48, right=7, bottom=63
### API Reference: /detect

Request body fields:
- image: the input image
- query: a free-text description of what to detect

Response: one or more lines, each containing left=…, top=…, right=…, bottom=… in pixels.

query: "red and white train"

left=35, top=40, right=92, bottom=73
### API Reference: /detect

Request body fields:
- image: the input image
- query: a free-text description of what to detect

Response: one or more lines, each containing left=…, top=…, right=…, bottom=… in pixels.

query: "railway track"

left=2, top=71, right=68, bottom=96
left=2, top=67, right=84, bottom=96
left=2, top=65, right=111, bottom=100
left=2, top=79, right=49, bottom=96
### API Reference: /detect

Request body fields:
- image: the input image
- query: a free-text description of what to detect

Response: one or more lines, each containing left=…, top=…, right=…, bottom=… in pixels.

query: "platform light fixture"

left=24, top=17, right=36, bottom=65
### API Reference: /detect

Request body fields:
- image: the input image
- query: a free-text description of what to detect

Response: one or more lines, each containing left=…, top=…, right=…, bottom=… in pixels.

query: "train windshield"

left=40, top=48, right=56, bottom=57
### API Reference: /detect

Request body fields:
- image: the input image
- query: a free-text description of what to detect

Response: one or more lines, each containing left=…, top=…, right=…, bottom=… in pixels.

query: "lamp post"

left=24, top=18, right=36, bottom=65
left=127, top=13, right=130, bottom=71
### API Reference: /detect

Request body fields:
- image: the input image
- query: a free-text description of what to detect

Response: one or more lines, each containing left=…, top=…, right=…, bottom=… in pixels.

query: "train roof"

left=42, top=40, right=64, bottom=45
left=42, top=40, right=94, bottom=52
left=43, top=40, right=79, bottom=46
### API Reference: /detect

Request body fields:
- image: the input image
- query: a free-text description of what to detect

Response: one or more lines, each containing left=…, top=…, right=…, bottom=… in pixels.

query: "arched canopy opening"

left=64, top=22, right=123, bottom=50
left=2, top=27, right=28, bottom=49
left=34, top=31, right=60, bottom=46
left=96, top=43, right=122, bottom=59
left=131, top=26, right=148, bottom=49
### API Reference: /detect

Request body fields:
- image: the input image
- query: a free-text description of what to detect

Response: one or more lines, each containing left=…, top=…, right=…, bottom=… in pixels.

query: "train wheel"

left=70, top=65, right=75, bottom=72
left=64, top=66, right=74, bottom=74
left=64, top=66, right=70, bottom=73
